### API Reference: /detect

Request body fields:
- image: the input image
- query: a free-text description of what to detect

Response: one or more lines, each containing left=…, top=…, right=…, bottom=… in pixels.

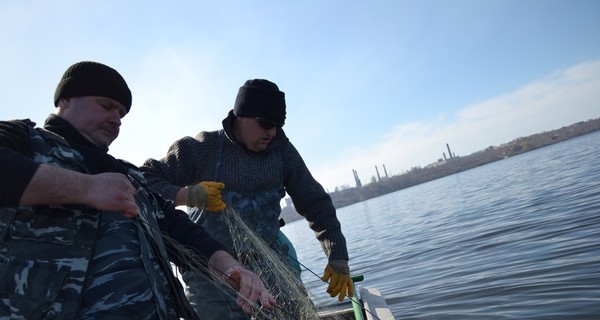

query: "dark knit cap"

left=233, top=79, right=286, bottom=126
left=54, top=61, right=132, bottom=113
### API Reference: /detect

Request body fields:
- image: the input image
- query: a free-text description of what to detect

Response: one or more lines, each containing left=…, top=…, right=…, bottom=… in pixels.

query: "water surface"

left=283, top=130, right=600, bottom=319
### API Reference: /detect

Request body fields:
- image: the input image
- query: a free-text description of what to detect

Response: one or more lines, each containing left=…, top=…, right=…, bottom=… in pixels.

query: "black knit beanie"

left=233, top=79, right=286, bottom=126
left=54, top=61, right=132, bottom=113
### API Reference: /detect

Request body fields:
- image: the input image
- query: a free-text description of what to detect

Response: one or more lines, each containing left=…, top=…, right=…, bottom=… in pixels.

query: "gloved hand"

left=320, top=260, right=353, bottom=301
left=184, top=181, right=226, bottom=211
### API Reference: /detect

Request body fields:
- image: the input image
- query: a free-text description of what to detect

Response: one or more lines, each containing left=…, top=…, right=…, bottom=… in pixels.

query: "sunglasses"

left=255, top=117, right=282, bottom=130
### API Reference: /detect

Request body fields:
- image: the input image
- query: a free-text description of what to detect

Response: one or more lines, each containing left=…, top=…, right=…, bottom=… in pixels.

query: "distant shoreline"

left=280, top=117, right=600, bottom=223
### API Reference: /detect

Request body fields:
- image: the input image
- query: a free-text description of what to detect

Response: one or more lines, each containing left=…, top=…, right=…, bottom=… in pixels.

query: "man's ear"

left=55, top=98, right=71, bottom=115
left=58, top=98, right=71, bottom=108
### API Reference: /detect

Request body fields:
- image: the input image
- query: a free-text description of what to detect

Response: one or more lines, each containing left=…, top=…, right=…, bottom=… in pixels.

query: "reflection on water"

left=283, top=131, right=600, bottom=319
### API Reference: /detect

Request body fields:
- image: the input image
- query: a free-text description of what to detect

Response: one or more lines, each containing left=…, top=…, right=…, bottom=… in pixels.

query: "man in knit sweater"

left=141, top=79, right=352, bottom=319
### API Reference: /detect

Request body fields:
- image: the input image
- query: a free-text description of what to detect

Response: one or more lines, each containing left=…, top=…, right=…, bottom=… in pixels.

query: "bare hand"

left=225, top=265, right=276, bottom=314
left=85, top=172, right=138, bottom=218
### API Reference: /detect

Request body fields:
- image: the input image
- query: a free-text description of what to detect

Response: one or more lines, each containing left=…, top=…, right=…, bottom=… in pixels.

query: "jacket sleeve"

left=155, top=195, right=226, bottom=267
left=0, top=120, right=41, bottom=207
left=281, top=142, right=350, bottom=261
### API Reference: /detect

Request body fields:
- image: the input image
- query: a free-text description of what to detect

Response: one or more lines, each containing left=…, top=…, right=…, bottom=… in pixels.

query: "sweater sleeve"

left=281, top=142, right=350, bottom=261
left=140, top=133, right=217, bottom=201
left=155, top=195, right=226, bottom=267
left=0, top=120, right=41, bottom=207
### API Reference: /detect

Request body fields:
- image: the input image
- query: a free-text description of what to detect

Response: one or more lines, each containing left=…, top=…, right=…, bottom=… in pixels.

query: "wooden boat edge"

left=318, top=286, right=395, bottom=320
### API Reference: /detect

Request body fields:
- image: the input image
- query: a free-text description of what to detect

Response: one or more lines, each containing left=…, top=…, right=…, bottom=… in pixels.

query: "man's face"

left=57, top=96, right=126, bottom=148
left=235, top=117, right=278, bottom=152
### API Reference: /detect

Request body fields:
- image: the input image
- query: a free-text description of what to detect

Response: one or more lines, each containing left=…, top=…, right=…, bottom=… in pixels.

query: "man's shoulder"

left=165, top=131, right=219, bottom=158
left=0, top=119, right=38, bottom=143
left=0, top=118, right=36, bottom=131
left=171, top=130, right=220, bottom=150
left=193, top=129, right=219, bottom=142
left=118, top=158, right=137, bottom=169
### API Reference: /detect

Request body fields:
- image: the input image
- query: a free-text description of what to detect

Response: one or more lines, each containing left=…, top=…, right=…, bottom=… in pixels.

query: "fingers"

left=206, top=193, right=226, bottom=211
left=235, top=282, right=255, bottom=313
left=328, top=279, right=349, bottom=301
left=337, top=284, right=347, bottom=302
left=198, top=181, right=226, bottom=211
left=322, top=265, right=353, bottom=301
left=206, top=200, right=226, bottom=211
left=328, top=271, right=341, bottom=293
left=121, top=204, right=138, bottom=218
left=321, top=265, right=332, bottom=282
left=199, top=181, right=225, bottom=191
left=347, top=278, right=355, bottom=298
left=237, top=270, right=260, bottom=314
left=237, top=294, right=253, bottom=314
left=226, top=267, right=255, bottom=313
left=209, top=181, right=225, bottom=189
left=323, top=266, right=340, bottom=298
left=89, top=173, right=138, bottom=217
left=116, top=181, right=138, bottom=218
left=260, top=289, right=277, bottom=309
left=229, top=267, right=275, bottom=314
left=122, top=186, right=139, bottom=218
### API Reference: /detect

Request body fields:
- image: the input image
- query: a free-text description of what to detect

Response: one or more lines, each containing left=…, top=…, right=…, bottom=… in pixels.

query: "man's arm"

left=282, top=142, right=353, bottom=301
left=20, top=164, right=139, bottom=218
left=0, top=119, right=139, bottom=217
left=141, top=135, right=215, bottom=202
left=282, top=142, right=350, bottom=260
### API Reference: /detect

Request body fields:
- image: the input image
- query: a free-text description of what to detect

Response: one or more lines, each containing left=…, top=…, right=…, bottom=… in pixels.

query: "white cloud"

left=311, top=60, right=600, bottom=191
left=109, top=48, right=234, bottom=165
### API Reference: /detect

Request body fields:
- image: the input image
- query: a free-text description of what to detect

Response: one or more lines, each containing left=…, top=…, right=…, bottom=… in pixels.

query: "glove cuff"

left=328, top=260, right=350, bottom=274
left=184, top=185, right=207, bottom=208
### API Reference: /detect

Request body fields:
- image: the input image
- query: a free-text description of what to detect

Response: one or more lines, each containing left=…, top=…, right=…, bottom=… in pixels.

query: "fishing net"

left=158, top=207, right=336, bottom=319
left=138, top=206, right=354, bottom=319
left=222, top=207, right=320, bottom=319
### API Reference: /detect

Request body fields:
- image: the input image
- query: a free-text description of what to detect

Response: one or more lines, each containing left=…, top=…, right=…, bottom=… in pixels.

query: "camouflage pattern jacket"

left=0, top=118, right=204, bottom=319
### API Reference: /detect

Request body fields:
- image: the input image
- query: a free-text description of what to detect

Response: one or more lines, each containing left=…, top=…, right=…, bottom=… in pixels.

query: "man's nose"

left=110, top=111, right=122, bottom=126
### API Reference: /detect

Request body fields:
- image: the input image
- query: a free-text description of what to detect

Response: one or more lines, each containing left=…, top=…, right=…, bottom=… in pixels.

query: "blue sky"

left=2, top=0, right=599, bottom=192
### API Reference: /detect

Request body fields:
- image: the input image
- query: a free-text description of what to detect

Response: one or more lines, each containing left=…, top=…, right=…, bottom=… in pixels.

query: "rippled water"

left=283, top=130, right=600, bottom=319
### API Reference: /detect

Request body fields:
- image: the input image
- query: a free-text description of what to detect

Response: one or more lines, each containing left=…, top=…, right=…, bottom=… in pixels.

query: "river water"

left=282, top=130, right=600, bottom=319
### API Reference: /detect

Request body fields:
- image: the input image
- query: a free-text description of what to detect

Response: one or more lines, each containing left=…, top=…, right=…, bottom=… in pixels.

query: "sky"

left=1, top=0, right=599, bottom=193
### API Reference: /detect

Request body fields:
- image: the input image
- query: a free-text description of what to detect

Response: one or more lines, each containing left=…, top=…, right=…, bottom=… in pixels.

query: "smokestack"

left=383, top=164, right=389, bottom=178
left=446, top=143, right=453, bottom=159
left=375, top=165, right=381, bottom=181
left=352, top=169, right=362, bottom=187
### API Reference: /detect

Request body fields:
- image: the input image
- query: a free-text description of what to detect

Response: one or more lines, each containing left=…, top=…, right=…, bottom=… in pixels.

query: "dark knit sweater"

left=141, top=111, right=349, bottom=261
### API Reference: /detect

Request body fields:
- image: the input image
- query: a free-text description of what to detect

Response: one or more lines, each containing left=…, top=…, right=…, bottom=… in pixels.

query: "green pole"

left=350, top=274, right=364, bottom=320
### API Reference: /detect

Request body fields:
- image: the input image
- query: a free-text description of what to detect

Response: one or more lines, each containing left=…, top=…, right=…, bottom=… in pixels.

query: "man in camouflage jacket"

left=0, top=61, right=275, bottom=319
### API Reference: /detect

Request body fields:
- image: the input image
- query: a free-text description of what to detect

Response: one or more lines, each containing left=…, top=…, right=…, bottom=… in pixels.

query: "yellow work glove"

left=184, top=181, right=226, bottom=211
left=320, top=260, right=353, bottom=301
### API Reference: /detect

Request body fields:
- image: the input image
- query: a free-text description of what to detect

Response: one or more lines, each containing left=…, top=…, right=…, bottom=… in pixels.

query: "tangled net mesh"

left=157, top=207, right=349, bottom=320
